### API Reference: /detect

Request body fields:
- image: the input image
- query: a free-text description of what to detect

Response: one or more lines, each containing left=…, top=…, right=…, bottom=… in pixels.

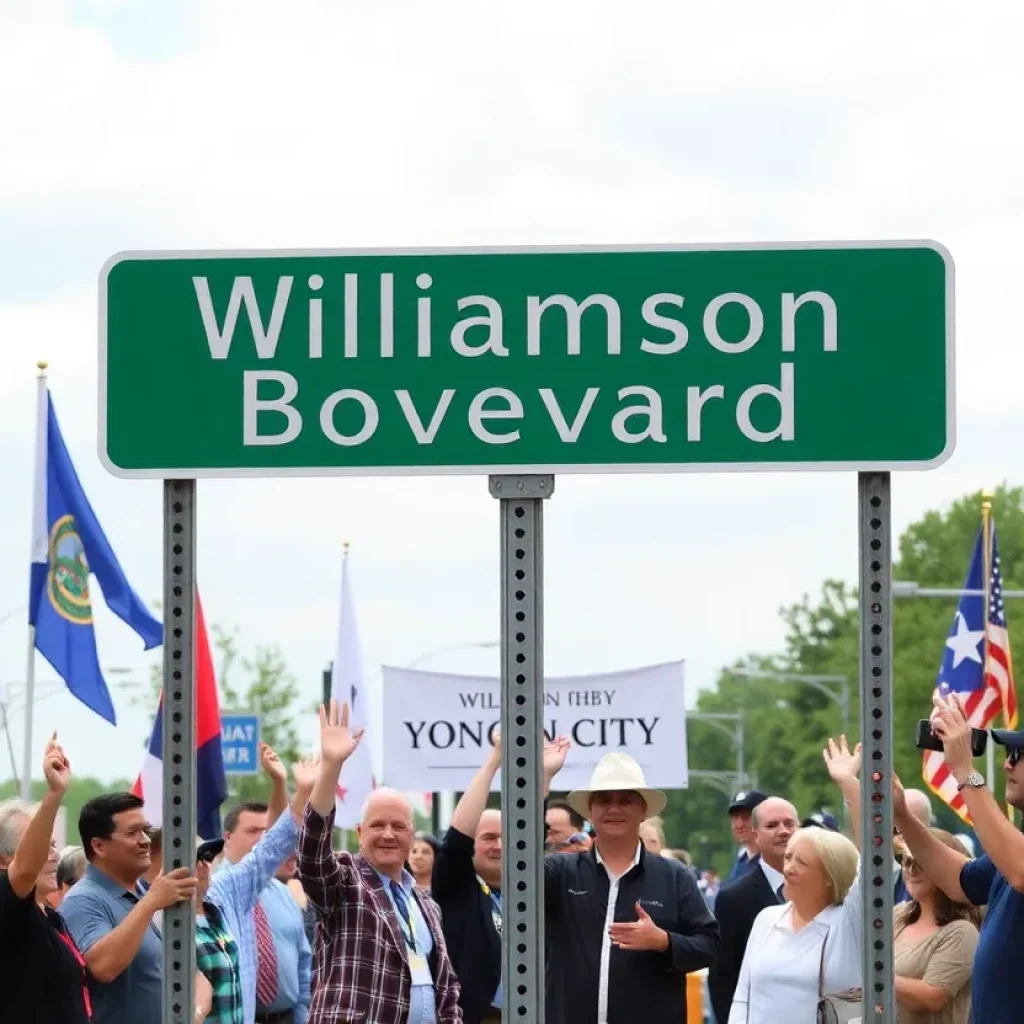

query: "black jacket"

left=545, top=842, right=719, bottom=1024
left=432, top=826, right=501, bottom=1024
left=708, top=856, right=780, bottom=1023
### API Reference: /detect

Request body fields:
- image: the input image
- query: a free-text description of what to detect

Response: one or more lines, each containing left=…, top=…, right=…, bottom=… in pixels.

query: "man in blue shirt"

left=253, top=853, right=312, bottom=1024
left=895, top=695, right=1024, bottom=1024
left=60, top=793, right=199, bottom=1024
left=210, top=751, right=317, bottom=1024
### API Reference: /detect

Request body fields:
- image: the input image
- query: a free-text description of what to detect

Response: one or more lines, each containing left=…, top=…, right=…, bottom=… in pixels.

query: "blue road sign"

left=221, top=713, right=261, bottom=775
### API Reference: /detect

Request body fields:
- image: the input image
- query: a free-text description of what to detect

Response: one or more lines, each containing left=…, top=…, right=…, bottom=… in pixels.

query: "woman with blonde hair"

left=729, top=822, right=862, bottom=1022
left=639, top=815, right=666, bottom=854
left=825, top=737, right=979, bottom=1024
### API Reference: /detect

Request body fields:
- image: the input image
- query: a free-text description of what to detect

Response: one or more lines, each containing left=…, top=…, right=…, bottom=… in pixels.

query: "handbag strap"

left=817, top=926, right=831, bottom=999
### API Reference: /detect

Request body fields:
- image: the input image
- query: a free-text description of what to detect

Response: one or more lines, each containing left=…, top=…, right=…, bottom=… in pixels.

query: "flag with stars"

left=924, top=522, right=1018, bottom=817
left=329, top=549, right=376, bottom=829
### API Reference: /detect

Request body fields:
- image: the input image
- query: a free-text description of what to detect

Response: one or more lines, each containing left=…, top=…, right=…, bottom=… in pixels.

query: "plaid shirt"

left=298, top=804, right=462, bottom=1024
left=196, top=902, right=244, bottom=1024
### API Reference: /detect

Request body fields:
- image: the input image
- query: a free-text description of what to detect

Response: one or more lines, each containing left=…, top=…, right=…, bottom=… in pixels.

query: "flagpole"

left=22, top=361, right=47, bottom=800
left=982, top=490, right=996, bottom=794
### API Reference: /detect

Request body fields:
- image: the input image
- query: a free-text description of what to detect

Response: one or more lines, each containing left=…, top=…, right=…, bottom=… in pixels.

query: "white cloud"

left=0, top=0, right=1022, bottom=781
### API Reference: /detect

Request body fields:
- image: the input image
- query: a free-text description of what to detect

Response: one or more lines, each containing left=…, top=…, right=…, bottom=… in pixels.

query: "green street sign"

left=99, top=242, right=953, bottom=478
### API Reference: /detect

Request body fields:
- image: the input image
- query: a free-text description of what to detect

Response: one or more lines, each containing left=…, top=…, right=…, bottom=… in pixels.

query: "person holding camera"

left=894, top=694, right=1024, bottom=1024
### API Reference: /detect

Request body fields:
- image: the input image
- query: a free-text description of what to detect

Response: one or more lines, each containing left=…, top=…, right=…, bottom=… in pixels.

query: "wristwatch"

left=956, top=771, right=985, bottom=792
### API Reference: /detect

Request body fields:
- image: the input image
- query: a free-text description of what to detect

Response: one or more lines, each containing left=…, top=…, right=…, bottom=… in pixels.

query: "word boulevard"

left=101, top=243, right=952, bottom=477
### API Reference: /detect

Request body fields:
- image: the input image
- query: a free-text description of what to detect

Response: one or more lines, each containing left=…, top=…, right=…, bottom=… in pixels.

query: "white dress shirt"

left=595, top=841, right=642, bottom=1024
left=758, top=859, right=785, bottom=900
left=728, top=876, right=862, bottom=1024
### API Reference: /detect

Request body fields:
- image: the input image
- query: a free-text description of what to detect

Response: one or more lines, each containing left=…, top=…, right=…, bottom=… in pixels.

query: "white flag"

left=330, top=550, right=375, bottom=828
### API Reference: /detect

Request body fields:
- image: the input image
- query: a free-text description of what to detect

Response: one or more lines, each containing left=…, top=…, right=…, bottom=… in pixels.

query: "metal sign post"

left=492, top=474, right=553, bottom=1024
left=858, top=472, right=894, bottom=1023
left=161, top=480, right=197, bottom=1024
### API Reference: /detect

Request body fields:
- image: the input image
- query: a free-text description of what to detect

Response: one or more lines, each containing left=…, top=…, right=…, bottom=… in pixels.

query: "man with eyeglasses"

left=893, top=694, right=1024, bottom=1024
left=60, top=792, right=199, bottom=1024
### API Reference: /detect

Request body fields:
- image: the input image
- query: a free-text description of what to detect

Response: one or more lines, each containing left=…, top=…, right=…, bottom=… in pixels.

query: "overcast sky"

left=1, top=1, right=1022, bottom=785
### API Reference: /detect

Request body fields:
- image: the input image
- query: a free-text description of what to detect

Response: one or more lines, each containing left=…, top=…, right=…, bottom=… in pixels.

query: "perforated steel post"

left=162, top=480, right=197, bottom=1024
left=490, top=474, right=553, bottom=1024
left=858, top=472, right=895, bottom=1024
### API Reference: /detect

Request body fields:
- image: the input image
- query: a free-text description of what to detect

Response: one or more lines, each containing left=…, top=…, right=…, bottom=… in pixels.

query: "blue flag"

left=29, top=389, right=162, bottom=725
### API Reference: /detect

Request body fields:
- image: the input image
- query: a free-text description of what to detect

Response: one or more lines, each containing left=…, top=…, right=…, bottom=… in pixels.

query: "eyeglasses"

left=1008, top=748, right=1023, bottom=768
left=110, top=825, right=153, bottom=843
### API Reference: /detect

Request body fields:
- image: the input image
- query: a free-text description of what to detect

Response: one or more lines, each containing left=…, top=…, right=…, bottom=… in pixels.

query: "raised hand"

left=930, top=693, right=974, bottom=778
left=42, top=732, right=71, bottom=795
left=260, top=742, right=288, bottom=784
left=608, top=901, right=669, bottom=951
left=292, top=755, right=321, bottom=794
left=543, top=735, right=571, bottom=779
left=823, top=736, right=861, bottom=784
left=319, top=700, right=364, bottom=765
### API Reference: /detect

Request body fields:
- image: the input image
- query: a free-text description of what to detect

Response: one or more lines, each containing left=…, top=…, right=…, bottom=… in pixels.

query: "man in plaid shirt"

left=298, top=701, right=462, bottom=1024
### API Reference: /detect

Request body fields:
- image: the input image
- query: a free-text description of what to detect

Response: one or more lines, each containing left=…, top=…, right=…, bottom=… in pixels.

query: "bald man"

left=709, top=796, right=800, bottom=1023
left=298, top=701, right=462, bottom=1024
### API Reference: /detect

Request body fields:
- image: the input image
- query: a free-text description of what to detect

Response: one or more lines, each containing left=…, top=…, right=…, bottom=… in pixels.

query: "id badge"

left=408, top=950, right=432, bottom=985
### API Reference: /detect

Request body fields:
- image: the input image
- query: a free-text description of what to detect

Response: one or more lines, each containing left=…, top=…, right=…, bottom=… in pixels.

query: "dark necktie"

left=391, top=881, right=417, bottom=952
left=776, top=883, right=786, bottom=904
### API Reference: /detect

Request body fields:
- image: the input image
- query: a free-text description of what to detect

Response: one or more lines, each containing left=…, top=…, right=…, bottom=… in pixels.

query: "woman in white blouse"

left=728, top=822, right=862, bottom=1023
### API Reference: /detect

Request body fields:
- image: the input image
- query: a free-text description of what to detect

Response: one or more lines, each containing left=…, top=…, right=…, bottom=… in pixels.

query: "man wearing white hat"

left=545, top=751, right=718, bottom=1024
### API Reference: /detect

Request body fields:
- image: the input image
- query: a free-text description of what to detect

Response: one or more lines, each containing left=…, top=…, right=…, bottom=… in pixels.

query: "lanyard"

left=477, top=876, right=502, bottom=935
left=392, top=886, right=419, bottom=953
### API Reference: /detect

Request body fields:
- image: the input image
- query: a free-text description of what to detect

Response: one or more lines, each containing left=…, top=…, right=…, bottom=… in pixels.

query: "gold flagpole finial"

left=36, top=360, right=48, bottom=375
left=982, top=488, right=994, bottom=511
left=343, top=541, right=351, bottom=556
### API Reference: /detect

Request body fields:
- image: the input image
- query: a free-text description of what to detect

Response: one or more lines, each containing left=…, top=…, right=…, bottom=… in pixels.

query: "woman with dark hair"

left=409, top=831, right=440, bottom=891
left=825, top=737, right=979, bottom=1024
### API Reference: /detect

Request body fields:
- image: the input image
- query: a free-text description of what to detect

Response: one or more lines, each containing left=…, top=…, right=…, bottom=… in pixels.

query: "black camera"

left=915, top=718, right=988, bottom=757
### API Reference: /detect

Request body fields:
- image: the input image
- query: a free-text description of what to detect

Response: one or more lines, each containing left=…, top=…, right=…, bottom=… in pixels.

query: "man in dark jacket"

left=708, top=796, right=799, bottom=1023
left=432, top=730, right=570, bottom=1024
left=545, top=752, right=719, bottom=1024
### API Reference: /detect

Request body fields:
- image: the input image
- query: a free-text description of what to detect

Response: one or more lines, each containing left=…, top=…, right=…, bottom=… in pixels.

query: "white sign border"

left=97, top=239, right=955, bottom=479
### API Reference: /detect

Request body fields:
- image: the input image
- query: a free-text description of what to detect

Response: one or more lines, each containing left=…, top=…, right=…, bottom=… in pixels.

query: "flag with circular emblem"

left=29, top=388, right=162, bottom=725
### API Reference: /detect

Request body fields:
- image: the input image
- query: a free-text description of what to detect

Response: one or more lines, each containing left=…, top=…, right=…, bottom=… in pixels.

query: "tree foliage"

left=661, top=485, right=1024, bottom=871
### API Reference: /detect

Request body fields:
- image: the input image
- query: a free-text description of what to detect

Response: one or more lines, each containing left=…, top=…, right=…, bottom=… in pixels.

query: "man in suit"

left=298, top=701, right=462, bottom=1024
left=709, top=796, right=799, bottom=1024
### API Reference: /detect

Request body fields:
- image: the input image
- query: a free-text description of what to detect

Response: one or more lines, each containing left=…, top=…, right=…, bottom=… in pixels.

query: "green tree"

left=661, top=485, right=1024, bottom=867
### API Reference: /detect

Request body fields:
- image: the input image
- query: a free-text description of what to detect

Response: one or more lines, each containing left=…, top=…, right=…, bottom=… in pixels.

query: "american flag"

left=924, top=522, right=1018, bottom=818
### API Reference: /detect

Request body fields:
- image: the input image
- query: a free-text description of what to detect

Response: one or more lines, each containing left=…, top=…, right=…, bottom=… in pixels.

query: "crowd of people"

left=0, top=692, right=1020, bottom=1023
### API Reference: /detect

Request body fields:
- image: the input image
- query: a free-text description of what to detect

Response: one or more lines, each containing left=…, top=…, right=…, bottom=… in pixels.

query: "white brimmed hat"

left=566, top=752, right=667, bottom=819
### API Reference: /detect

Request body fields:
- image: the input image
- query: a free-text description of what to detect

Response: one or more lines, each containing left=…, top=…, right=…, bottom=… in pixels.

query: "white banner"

left=381, top=660, right=687, bottom=793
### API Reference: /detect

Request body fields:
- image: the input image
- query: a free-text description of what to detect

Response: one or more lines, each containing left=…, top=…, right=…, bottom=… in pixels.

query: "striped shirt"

left=196, top=903, right=244, bottom=1024
left=208, top=811, right=298, bottom=1024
